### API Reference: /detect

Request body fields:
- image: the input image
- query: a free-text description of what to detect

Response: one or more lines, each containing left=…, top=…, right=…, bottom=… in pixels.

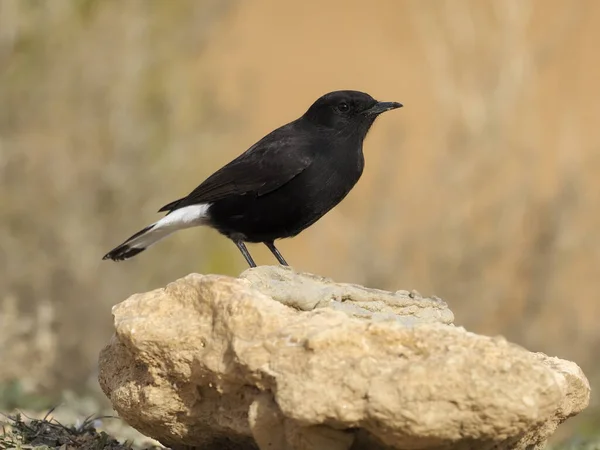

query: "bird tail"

left=102, top=203, right=211, bottom=262
left=102, top=223, right=174, bottom=261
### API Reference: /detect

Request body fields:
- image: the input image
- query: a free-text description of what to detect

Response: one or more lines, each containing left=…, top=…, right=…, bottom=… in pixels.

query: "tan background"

left=0, top=0, right=598, bottom=441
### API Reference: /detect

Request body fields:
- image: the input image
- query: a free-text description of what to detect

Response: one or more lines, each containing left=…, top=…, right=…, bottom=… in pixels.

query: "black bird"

left=103, top=90, right=402, bottom=267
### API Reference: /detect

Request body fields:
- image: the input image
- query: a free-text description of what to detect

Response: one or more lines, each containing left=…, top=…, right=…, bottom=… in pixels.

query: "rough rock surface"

left=239, top=266, right=454, bottom=325
left=98, top=266, right=590, bottom=450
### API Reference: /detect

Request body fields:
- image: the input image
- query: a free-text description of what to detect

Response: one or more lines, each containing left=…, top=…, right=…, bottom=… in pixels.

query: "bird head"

left=303, top=90, right=402, bottom=133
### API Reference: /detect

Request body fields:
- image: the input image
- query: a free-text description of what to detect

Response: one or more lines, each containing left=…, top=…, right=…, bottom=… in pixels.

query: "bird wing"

left=158, top=123, right=314, bottom=212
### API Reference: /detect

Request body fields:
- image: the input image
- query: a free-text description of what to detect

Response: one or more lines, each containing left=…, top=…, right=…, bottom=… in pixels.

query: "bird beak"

left=363, top=101, right=403, bottom=116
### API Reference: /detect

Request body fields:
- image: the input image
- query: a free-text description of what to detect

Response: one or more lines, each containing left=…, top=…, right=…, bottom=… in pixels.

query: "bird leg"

left=265, top=241, right=288, bottom=266
left=234, top=240, right=256, bottom=267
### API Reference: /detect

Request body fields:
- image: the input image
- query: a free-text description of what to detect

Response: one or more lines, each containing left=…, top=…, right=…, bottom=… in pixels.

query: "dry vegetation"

left=0, top=0, right=598, bottom=444
left=1, top=413, right=133, bottom=450
left=0, top=409, right=162, bottom=450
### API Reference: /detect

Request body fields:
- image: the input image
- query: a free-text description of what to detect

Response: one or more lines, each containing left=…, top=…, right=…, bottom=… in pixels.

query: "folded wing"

left=159, top=122, right=314, bottom=213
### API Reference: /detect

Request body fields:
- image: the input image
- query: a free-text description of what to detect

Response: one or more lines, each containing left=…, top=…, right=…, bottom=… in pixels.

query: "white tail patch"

left=103, top=203, right=212, bottom=261
left=130, top=204, right=211, bottom=249
left=154, top=203, right=210, bottom=230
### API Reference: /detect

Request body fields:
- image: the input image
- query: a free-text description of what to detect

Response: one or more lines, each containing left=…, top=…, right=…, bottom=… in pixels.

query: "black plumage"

left=103, top=90, right=402, bottom=267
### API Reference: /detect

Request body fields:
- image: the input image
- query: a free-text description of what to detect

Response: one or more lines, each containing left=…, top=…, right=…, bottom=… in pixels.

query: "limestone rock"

left=239, top=265, right=454, bottom=325
left=98, top=266, right=590, bottom=450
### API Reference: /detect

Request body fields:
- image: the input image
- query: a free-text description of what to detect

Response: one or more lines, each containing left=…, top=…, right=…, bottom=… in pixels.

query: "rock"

left=239, top=265, right=454, bottom=325
left=98, top=266, right=590, bottom=450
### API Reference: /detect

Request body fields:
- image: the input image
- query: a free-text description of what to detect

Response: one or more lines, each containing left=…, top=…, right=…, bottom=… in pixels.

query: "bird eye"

left=337, top=102, right=350, bottom=113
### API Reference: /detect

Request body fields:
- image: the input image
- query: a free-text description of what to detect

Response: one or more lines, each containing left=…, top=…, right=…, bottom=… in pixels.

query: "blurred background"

left=0, top=0, right=598, bottom=445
